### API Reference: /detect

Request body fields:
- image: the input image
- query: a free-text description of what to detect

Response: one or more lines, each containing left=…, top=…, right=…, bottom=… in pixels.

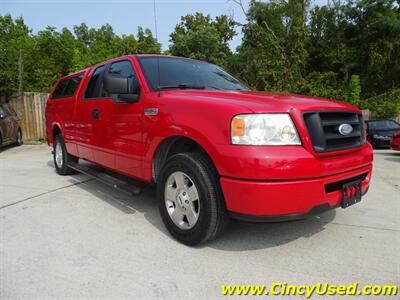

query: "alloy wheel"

left=164, top=171, right=200, bottom=230
left=55, top=142, right=63, bottom=168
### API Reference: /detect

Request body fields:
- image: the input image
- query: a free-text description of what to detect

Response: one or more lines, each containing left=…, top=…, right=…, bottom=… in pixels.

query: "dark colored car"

left=365, top=119, right=400, bottom=148
left=0, top=103, right=22, bottom=150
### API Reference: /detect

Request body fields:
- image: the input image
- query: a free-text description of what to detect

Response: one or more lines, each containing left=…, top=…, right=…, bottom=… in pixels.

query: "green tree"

left=136, top=27, right=161, bottom=54
left=169, top=13, right=236, bottom=68
left=71, top=23, right=160, bottom=70
left=308, top=0, right=400, bottom=98
left=2, top=0, right=400, bottom=110
left=307, top=2, right=352, bottom=81
left=0, top=15, right=31, bottom=96
left=363, top=88, right=400, bottom=118
left=28, top=26, right=76, bottom=91
left=348, top=74, right=361, bottom=106
left=297, top=71, right=348, bottom=100
left=113, top=34, right=138, bottom=56
left=236, top=0, right=310, bottom=92
left=344, top=0, right=400, bottom=97
left=0, top=17, right=161, bottom=93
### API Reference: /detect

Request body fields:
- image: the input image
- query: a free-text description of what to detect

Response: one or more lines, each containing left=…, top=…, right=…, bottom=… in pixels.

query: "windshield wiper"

left=158, top=84, right=206, bottom=90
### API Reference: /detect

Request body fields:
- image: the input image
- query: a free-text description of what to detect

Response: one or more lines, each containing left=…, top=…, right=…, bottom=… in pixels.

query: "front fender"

left=142, top=97, right=248, bottom=181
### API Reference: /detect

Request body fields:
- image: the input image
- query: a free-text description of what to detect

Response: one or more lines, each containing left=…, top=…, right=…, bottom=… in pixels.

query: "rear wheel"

left=15, top=128, right=22, bottom=146
left=53, top=134, right=78, bottom=175
left=157, top=152, right=227, bottom=245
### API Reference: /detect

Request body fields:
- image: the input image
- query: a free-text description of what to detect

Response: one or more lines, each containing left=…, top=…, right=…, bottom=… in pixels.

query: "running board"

left=67, top=161, right=143, bottom=195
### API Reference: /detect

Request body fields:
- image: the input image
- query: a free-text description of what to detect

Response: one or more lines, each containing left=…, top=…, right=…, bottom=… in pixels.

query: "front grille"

left=303, top=111, right=365, bottom=153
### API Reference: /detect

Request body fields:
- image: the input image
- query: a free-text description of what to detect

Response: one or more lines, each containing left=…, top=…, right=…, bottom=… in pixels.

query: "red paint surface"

left=391, top=130, right=400, bottom=151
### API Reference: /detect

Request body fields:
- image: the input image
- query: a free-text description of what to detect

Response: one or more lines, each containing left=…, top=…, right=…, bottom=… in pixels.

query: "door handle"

left=92, top=108, right=100, bottom=120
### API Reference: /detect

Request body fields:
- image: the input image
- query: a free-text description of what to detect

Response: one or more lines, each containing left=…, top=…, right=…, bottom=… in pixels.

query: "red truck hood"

left=163, top=90, right=359, bottom=113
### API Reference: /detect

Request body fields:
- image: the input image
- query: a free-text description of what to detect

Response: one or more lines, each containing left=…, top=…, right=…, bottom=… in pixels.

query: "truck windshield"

left=138, top=56, right=248, bottom=91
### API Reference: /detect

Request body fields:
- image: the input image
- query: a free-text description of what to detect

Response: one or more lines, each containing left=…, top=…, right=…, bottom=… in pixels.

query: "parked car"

left=45, top=55, right=373, bottom=245
left=365, top=119, right=400, bottom=148
left=0, top=102, right=22, bottom=150
left=391, top=130, right=400, bottom=151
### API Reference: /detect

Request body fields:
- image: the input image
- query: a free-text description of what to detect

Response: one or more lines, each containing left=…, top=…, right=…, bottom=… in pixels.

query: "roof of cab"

left=58, top=54, right=204, bottom=81
left=59, top=67, right=91, bottom=81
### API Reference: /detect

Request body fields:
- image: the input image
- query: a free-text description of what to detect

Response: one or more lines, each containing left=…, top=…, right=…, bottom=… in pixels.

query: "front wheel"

left=157, top=152, right=227, bottom=245
left=53, top=134, right=78, bottom=175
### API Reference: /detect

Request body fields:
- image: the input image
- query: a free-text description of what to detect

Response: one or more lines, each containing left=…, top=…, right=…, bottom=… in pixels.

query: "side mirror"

left=103, top=73, right=140, bottom=103
left=104, top=73, right=129, bottom=94
left=0, top=112, right=7, bottom=119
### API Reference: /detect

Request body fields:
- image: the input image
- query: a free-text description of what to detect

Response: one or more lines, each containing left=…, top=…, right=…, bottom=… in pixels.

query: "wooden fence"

left=2, top=93, right=49, bottom=142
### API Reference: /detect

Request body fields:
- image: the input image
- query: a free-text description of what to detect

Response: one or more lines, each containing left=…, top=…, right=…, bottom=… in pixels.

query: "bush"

left=295, top=72, right=348, bottom=101
left=361, top=88, right=400, bottom=119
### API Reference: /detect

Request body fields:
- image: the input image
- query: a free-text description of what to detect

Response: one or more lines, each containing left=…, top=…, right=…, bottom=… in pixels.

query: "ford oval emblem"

left=338, top=124, right=353, bottom=136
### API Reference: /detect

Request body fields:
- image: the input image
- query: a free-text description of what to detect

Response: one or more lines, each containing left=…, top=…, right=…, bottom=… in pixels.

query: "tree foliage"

left=0, top=16, right=160, bottom=94
left=1, top=0, right=400, bottom=118
left=235, top=0, right=309, bottom=92
left=362, top=88, right=400, bottom=118
left=169, top=13, right=236, bottom=68
left=0, top=15, right=31, bottom=95
left=232, top=0, right=400, bottom=117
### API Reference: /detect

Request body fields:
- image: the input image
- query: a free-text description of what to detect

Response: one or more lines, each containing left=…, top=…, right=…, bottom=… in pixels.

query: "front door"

left=76, top=59, right=143, bottom=176
left=106, top=59, right=144, bottom=178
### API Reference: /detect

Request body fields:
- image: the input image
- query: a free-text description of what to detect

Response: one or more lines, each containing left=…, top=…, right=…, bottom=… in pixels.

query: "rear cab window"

left=51, top=73, right=84, bottom=99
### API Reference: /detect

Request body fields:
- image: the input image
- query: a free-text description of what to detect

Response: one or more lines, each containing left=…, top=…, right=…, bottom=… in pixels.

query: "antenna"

left=153, top=0, right=161, bottom=97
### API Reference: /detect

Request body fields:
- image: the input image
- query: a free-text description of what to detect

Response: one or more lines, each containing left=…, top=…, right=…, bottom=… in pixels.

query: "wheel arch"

left=152, top=135, right=218, bottom=183
left=52, top=123, right=62, bottom=140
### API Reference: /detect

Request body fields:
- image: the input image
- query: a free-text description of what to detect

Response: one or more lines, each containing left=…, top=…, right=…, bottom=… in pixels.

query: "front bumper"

left=372, top=137, right=391, bottom=148
left=220, top=163, right=372, bottom=220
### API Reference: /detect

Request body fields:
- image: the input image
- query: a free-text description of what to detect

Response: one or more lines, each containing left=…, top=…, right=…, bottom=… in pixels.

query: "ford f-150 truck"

left=45, top=55, right=373, bottom=245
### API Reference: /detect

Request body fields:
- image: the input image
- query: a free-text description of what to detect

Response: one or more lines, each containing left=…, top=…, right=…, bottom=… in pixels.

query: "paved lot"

left=1, top=145, right=399, bottom=299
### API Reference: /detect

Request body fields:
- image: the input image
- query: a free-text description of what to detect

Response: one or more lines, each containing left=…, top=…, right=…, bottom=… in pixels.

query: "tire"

left=15, top=128, right=23, bottom=146
left=53, top=134, right=78, bottom=175
left=157, top=152, right=227, bottom=245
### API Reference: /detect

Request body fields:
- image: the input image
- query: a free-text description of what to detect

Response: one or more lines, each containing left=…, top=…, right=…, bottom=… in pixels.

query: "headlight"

left=231, top=114, right=301, bottom=145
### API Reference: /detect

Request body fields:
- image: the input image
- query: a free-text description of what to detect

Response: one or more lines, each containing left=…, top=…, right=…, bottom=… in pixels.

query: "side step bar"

left=67, top=161, right=143, bottom=195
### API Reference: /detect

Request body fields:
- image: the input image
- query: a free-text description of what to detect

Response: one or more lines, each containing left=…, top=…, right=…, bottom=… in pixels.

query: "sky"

left=1, top=0, right=328, bottom=51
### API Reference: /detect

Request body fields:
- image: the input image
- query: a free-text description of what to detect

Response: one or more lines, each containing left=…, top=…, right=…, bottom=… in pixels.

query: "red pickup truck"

left=45, top=55, right=373, bottom=245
